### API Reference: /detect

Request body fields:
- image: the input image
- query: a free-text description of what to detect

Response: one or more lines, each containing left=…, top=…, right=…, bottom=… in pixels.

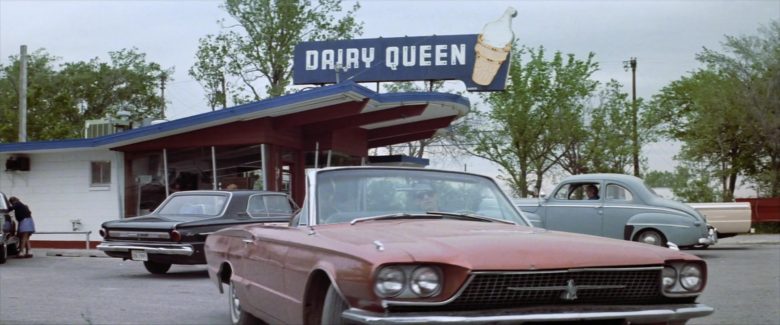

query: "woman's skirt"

left=18, top=217, right=35, bottom=233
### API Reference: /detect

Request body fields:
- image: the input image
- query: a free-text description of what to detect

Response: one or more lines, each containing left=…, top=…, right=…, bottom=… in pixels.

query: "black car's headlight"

left=374, top=265, right=443, bottom=299
left=662, top=261, right=706, bottom=296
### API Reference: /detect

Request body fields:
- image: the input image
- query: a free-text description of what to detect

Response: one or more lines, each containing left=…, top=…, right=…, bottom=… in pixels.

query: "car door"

left=241, top=227, right=290, bottom=321
left=602, top=182, right=638, bottom=240
left=545, top=182, right=603, bottom=236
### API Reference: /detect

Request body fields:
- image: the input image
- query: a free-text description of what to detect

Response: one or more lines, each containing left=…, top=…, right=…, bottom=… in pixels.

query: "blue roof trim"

left=0, top=81, right=470, bottom=153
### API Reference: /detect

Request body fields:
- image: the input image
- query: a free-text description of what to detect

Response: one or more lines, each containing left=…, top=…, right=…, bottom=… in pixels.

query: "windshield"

left=158, top=194, right=228, bottom=217
left=315, top=169, right=528, bottom=226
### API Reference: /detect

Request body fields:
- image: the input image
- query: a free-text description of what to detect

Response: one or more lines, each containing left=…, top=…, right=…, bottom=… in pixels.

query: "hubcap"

left=229, top=282, right=241, bottom=324
left=640, top=232, right=662, bottom=246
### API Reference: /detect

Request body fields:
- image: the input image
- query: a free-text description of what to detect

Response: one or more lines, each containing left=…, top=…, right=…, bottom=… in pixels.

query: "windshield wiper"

left=424, top=211, right=517, bottom=225
left=350, top=213, right=420, bottom=225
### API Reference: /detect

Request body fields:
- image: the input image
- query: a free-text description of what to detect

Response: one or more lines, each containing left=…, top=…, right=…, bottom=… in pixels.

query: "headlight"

left=374, top=266, right=405, bottom=297
left=662, top=261, right=706, bottom=296
left=680, top=264, right=703, bottom=291
left=662, top=266, right=677, bottom=289
left=410, top=266, right=441, bottom=297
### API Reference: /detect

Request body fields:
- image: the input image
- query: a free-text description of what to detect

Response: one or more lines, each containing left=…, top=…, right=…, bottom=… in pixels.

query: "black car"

left=98, top=190, right=297, bottom=274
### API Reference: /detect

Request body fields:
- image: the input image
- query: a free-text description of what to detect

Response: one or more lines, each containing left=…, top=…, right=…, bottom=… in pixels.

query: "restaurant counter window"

left=91, top=161, right=111, bottom=187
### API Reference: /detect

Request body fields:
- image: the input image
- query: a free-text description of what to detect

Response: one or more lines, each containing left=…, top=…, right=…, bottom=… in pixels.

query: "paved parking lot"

left=1, top=235, right=778, bottom=325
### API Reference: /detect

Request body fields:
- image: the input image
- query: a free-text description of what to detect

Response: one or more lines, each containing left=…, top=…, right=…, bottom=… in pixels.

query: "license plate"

left=131, top=250, right=148, bottom=261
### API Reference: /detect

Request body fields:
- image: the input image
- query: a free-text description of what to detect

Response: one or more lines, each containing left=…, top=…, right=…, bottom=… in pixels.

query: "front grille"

left=388, top=268, right=663, bottom=312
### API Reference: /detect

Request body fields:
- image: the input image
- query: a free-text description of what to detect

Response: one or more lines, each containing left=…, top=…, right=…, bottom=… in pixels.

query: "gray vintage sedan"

left=516, top=173, right=717, bottom=249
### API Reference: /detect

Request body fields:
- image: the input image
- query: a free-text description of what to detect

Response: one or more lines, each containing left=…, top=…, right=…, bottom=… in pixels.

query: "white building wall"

left=0, top=150, right=124, bottom=243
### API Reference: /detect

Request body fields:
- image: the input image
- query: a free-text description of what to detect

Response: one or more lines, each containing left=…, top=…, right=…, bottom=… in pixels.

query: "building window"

left=91, top=161, right=111, bottom=186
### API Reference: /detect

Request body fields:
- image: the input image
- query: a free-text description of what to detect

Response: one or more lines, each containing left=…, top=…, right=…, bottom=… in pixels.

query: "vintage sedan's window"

left=248, top=195, right=294, bottom=218
left=553, top=184, right=573, bottom=200
left=316, top=169, right=527, bottom=226
left=158, top=194, right=228, bottom=217
left=605, top=184, right=634, bottom=202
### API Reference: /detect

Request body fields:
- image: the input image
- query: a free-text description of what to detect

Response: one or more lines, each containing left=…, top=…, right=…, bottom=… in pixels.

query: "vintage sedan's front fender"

left=626, top=212, right=708, bottom=247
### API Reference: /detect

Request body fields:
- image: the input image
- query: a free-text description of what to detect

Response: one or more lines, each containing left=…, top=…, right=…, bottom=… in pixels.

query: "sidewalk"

left=27, top=234, right=779, bottom=258
left=716, top=233, right=780, bottom=245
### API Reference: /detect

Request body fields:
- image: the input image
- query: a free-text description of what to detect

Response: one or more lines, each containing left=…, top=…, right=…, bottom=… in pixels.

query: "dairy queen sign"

left=293, top=8, right=517, bottom=91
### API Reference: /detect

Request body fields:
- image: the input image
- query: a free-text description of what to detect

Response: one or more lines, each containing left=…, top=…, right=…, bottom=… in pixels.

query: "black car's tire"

left=635, top=229, right=667, bottom=247
left=321, top=284, right=349, bottom=325
left=229, top=280, right=261, bottom=325
left=0, top=243, right=7, bottom=264
left=7, top=242, right=18, bottom=256
left=143, top=261, right=172, bottom=274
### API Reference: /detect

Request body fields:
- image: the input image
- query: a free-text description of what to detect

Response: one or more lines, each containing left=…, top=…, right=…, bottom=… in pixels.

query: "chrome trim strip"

left=382, top=267, right=661, bottom=307
left=471, top=266, right=663, bottom=275
left=97, top=242, right=194, bottom=255
left=343, top=304, right=714, bottom=324
left=507, top=284, right=626, bottom=291
left=602, top=205, right=690, bottom=216
left=545, top=204, right=601, bottom=208
left=629, top=223, right=691, bottom=229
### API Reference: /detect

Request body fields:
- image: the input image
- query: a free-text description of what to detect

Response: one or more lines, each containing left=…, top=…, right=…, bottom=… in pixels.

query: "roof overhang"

left=0, top=82, right=470, bottom=154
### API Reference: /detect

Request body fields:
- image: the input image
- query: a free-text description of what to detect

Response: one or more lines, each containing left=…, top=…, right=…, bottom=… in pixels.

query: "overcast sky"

left=1, top=0, right=778, bottom=189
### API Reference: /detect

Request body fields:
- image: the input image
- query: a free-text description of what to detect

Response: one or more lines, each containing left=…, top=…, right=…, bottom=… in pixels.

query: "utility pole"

left=624, top=57, right=639, bottom=177
left=19, top=45, right=28, bottom=142
left=160, top=74, right=167, bottom=119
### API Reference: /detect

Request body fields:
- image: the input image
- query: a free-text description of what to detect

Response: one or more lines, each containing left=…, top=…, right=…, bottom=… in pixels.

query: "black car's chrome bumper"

left=97, top=242, right=194, bottom=256
left=342, top=303, right=714, bottom=324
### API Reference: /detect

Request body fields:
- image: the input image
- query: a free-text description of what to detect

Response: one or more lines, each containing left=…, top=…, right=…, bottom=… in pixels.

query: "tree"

left=648, top=69, right=757, bottom=201
left=457, top=46, right=599, bottom=197
left=696, top=21, right=780, bottom=197
left=559, top=80, right=636, bottom=175
left=0, top=48, right=171, bottom=142
left=191, top=0, right=363, bottom=105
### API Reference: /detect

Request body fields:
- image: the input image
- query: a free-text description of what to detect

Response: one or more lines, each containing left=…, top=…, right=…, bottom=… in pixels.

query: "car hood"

left=314, top=219, right=697, bottom=270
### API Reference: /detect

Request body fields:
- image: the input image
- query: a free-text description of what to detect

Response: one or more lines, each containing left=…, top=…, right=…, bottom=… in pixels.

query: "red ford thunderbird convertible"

left=205, top=167, right=713, bottom=324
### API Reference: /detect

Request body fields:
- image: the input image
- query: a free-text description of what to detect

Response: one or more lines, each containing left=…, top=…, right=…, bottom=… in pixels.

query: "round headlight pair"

left=663, top=263, right=703, bottom=293
left=374, top=266, right=441, bottom=298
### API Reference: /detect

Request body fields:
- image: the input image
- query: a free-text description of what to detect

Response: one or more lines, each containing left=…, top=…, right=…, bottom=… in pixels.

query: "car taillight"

left=170, top=230, right=182, bottom=242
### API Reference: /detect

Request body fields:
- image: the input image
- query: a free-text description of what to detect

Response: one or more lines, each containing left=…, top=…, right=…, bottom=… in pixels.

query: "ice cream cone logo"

left=473, top=7, right=517, bottom=86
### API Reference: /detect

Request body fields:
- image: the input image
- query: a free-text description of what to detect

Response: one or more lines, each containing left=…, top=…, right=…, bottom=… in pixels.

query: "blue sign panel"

left=293, top=34, right=511, bottom=91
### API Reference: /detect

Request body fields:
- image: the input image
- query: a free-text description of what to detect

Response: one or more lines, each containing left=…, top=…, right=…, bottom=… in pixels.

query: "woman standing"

left=8, top=196, right=34, bottom=258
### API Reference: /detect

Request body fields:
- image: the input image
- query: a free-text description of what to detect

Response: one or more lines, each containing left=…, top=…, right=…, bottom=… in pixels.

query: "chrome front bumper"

left=698, top=226, right=718, bottom=245
left=97, top=242, right=194, bottom=256
left=342, top=303, right=714, bottom=324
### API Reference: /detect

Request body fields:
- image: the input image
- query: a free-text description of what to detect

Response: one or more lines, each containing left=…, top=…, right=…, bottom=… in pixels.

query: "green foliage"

left=458, top=45, right=599, bottom=197
left=0, top=48, right=170, bottom=142
left=643, top=170, right=676, bottom=188
left=646, top=21, right=779, bottom=199
left=191, top=0, right=363, bottom=105
left=560, top=79, right=637, bottom=175
left=669, top=164, right=722, bottom=203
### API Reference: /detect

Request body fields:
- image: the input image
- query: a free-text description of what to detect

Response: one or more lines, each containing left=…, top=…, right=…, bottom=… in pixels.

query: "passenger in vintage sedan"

left=205, top=167, right=713, bottom=325
left=517, top=173, right=718, bottom=249
left=98, top=190, right=296, bottom=274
